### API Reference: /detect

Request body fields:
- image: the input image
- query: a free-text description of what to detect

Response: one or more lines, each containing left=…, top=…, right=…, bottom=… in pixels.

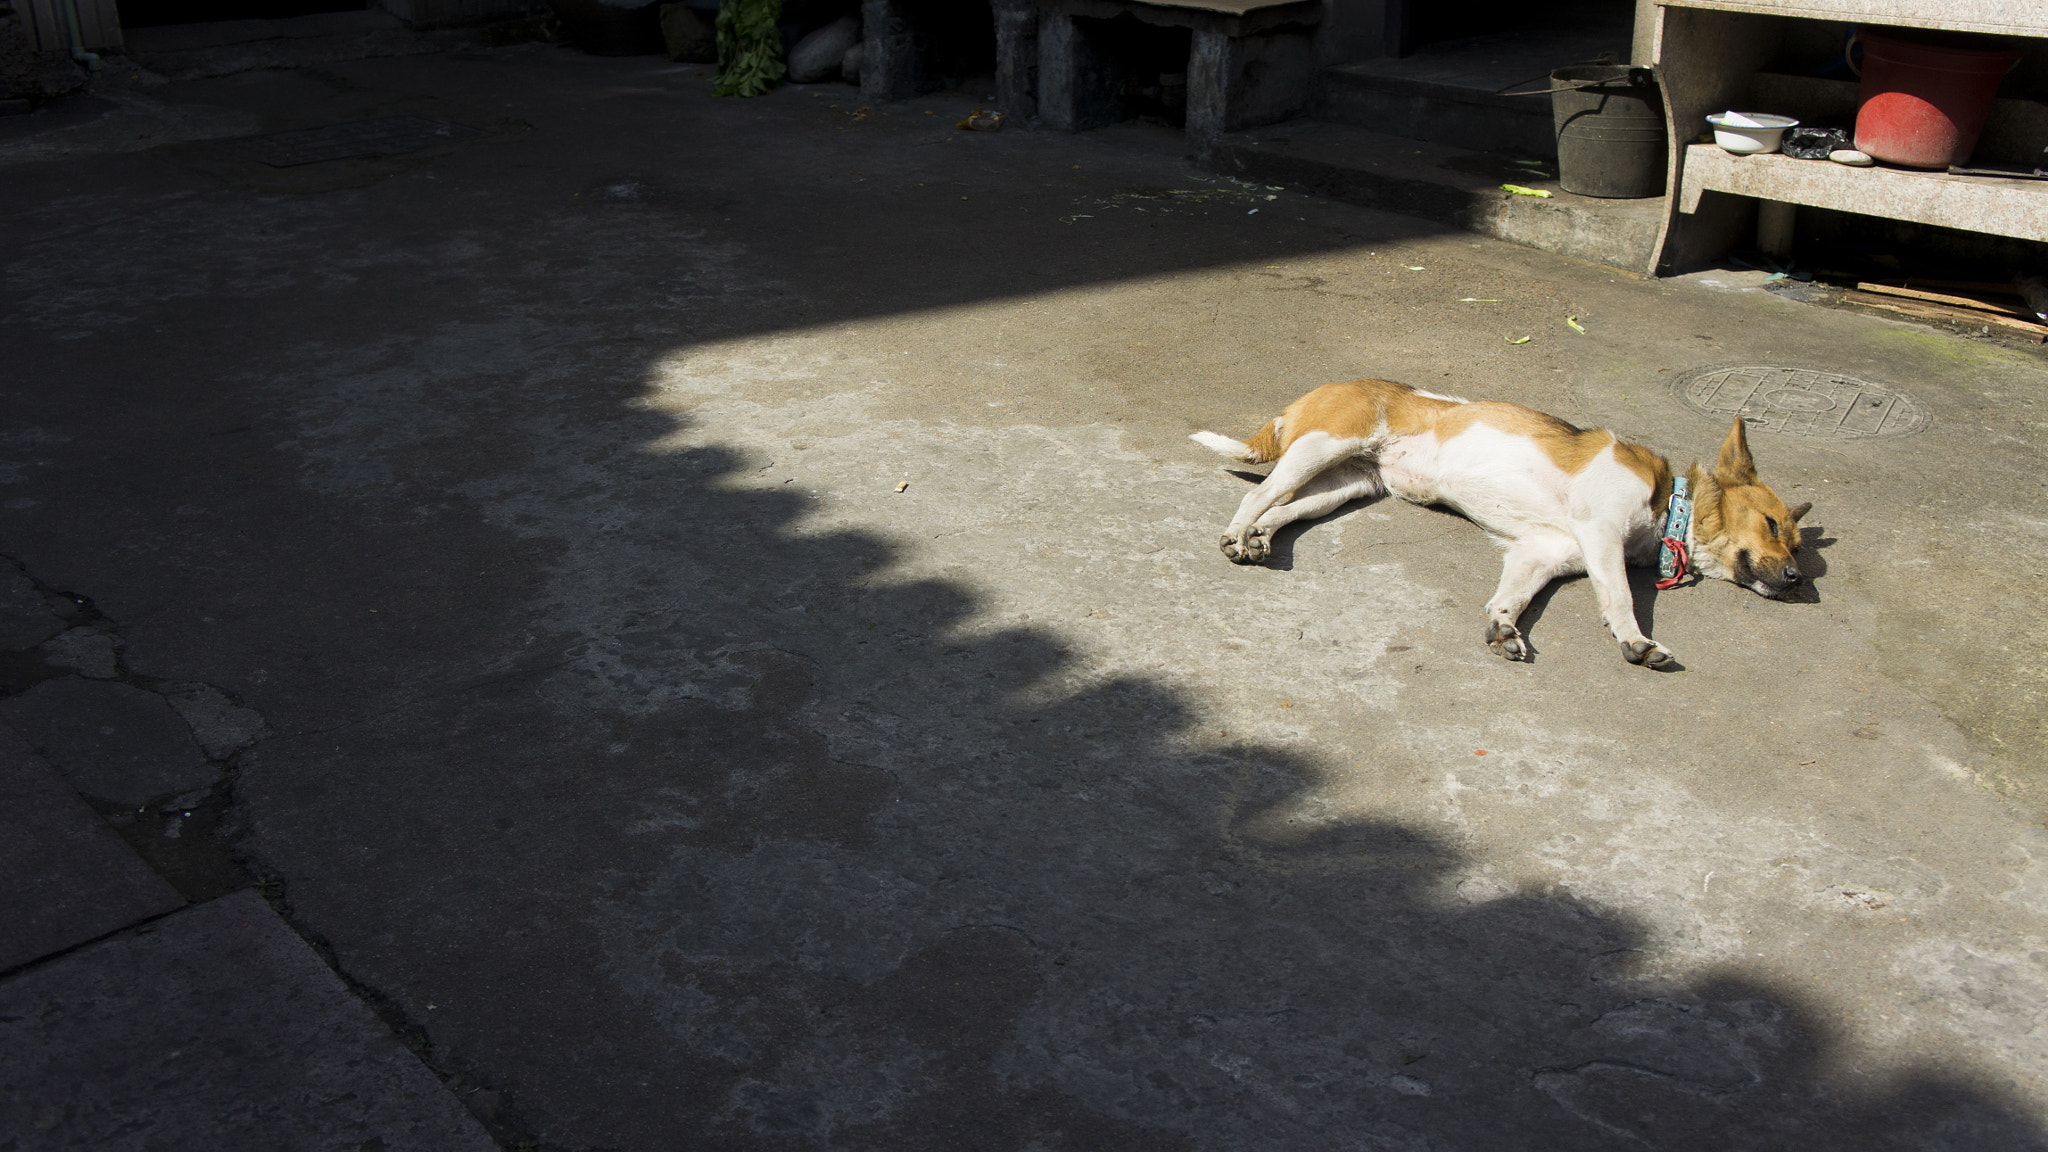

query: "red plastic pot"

left=1852, top=31, right=2020, bottom=169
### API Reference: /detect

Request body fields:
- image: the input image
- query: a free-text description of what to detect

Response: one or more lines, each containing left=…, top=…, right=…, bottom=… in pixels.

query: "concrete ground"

left=4, top=28, right=2048, bottom=1152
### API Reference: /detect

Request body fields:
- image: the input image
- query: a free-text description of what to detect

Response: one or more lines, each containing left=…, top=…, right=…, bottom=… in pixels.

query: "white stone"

left=787, top=15, right=860, bottom=85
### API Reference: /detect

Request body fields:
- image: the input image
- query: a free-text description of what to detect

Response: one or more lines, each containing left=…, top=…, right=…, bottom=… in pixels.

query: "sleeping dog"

left=1192, top=379, right=1810, bottom=668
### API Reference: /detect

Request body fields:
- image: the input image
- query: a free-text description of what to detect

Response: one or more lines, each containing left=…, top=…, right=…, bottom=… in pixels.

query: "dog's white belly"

left=1380, top=427, right=1573, bottom=536
left=1373, top=432, right=1442, bottom=503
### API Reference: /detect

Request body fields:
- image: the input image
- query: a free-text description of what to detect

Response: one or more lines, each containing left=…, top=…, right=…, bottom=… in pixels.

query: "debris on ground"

left=1565, top=316, right=1586, bottom=334
left=1501, top=184, right=1552, bottom=198
left=1069, top=177, right=1274, bottom=223
left=957, top=110, right=1004, bottom=131
left=1729, top=253, right=1813, bottom=282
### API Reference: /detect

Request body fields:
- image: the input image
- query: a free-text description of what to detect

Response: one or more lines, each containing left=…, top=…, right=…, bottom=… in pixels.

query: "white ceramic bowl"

left=1706, top=112, right=1799, bottom=155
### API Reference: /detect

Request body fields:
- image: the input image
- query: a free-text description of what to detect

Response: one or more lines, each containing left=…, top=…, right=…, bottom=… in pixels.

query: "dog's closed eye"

left=1764, top=515, right=1779, bottom=538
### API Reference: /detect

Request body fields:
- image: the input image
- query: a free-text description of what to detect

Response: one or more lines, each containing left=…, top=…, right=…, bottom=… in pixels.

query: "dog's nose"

left=1781, top=564, right=1801, bottom=584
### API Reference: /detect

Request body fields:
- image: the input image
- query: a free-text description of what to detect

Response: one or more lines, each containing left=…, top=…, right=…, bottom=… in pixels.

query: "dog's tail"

left=1190, top=419, right=1282, bottom=464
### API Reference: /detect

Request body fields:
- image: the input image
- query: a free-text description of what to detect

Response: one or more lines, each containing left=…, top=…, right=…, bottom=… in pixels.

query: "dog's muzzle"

left=1739, top=550, right=1801, bottom=598
left=1758, top=563, right=1801, bottom=598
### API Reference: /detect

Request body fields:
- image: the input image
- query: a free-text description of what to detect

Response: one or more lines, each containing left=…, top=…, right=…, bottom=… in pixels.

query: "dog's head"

left=1690, top=419, right=1811, bottom=599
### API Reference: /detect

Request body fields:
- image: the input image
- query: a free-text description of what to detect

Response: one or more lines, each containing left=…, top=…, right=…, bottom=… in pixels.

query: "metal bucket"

left=1550, top=65, right=1667, bottom=199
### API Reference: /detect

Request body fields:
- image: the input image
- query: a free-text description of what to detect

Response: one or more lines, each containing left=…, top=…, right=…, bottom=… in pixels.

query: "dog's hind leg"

left=1221, top=432, right=1356, bottom=565
left=1252, top=461, right=1383, bottom=537
left=1483, top=531, right=1581, bottom=661
left=1568, top=520, right=1675, bottom=669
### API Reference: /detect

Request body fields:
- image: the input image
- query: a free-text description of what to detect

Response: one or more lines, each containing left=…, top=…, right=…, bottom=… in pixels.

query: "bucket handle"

left=1496, top=60, right=1654, bottom=97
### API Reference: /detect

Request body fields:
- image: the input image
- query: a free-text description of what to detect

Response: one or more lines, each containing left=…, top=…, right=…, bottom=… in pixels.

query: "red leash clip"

left=1654, top=536, right=1689, bottom=590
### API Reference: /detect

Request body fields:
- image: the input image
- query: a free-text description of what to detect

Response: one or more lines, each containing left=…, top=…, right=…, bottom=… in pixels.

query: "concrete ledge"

left=1213, top=120, right=1666, bottom=271
left=1678, top=144, right=2048, bottom=243
left=1044, top=0, right=1322, bottom=37
left=1653, top=0, right=2047, bottom=38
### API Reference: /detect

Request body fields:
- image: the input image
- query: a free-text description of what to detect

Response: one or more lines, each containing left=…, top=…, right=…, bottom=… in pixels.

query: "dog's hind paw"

left=1484, top=620, right=1529, bottom=661
left=1219, top=526, right=1271, bottom=565
left=1621, top=640, right=1676, bottom=670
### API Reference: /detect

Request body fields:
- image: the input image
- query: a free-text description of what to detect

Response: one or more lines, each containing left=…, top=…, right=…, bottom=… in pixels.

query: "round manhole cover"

left=1673, top=366, right=1928, bottom=440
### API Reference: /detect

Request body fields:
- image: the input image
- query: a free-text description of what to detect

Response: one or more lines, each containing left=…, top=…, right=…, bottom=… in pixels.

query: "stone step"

left=1208, top=119, right=1667, bottom=273
left=1315, top=23, right=1634, bottom=158
left=1319, top=60, right=1557, bottom=158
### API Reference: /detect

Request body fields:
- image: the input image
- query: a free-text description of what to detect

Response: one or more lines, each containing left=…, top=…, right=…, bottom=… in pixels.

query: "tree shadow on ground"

left=215, top=403, right=2038, bottom=1152
left=0, top=56, right=2021, bottom=1152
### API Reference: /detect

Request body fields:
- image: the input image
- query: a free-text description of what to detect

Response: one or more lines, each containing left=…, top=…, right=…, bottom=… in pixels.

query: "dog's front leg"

left=1220, top=432, right=1351, bottom=566
left=1568, top=520, right=1675, bottom=669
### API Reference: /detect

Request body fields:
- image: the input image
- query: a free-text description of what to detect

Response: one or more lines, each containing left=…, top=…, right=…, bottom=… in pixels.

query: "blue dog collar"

left=1657, top=476, right=1692, bottom=588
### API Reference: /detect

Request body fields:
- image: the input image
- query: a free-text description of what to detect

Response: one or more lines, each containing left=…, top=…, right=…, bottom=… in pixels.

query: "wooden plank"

left=1838, top=289, right=2048, bottom=341
left=1853, top=282, right=2034, bottom=319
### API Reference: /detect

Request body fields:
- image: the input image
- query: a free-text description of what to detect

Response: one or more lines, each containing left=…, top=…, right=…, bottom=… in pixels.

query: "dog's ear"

left=1786, top=501, right=1812, bottom=521
left=1715, top=418, right=1758, bottom=486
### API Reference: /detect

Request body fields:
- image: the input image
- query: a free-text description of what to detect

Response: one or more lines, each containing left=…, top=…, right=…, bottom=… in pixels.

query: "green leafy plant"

left=715, top=0, right=785, bottom=98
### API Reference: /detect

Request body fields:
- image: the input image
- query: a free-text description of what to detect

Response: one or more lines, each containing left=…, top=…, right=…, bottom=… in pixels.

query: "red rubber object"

left=1853, top=32, right=2020, bottom=169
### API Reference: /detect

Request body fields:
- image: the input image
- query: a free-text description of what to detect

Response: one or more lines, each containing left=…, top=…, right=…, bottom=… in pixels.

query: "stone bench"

left=861, top=0, right=1322, bottom=157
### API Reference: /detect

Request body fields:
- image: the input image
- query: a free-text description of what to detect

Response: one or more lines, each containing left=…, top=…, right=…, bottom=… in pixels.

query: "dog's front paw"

left=1219, top=526, right=1271, bottom=565
left=1621, top=639, right=1676, bottom=670
left=1484, top=620, right=1529, bottom=661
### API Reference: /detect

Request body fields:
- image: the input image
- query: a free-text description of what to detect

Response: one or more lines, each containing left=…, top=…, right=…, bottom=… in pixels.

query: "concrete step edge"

left=1320, top=66, right=1554, bottom=117
left=1209, top=128, right=1663, bottom=274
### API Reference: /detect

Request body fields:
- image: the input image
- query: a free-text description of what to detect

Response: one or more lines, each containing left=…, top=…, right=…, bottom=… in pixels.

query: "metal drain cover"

left=234, top=116, right=484, bottom=168
left=1673, top=365, right=1929, bottom=440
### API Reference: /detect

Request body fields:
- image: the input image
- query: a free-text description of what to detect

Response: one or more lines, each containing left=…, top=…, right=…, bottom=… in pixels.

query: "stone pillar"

left=1187, top=27, right=1315, bottom=158
left=1037, top=10, right=1119, bottom=132
left=1186, top=29, right=1230, bottom=155
left=861, top=0, right=921, bottom=103
left=993, top=0, right=1038, bottom=122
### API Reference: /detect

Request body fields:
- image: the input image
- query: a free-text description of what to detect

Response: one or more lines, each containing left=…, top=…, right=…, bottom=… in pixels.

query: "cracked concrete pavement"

left=4, top=33, right=2048, bottom=1151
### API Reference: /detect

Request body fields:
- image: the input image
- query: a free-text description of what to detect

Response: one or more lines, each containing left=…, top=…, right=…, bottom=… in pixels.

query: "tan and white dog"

left=1192, top=379, right=1810, bottom=668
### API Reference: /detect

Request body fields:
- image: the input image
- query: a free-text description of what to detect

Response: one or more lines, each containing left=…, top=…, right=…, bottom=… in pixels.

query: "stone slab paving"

left=0, top=889, right=498, bottom=1151
left=0, top=727, right=182, bottom=973
left=0, top=679, right=216, bottom=808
